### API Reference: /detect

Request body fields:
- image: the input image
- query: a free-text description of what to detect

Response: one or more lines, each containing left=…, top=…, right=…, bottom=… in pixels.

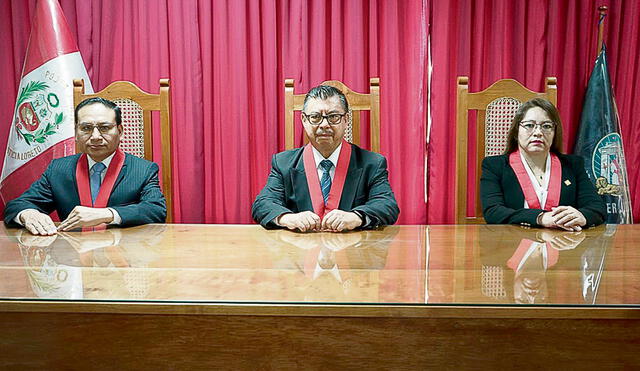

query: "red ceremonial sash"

left=75, top=149, right=125, bottom=208
left=509, top=150, right=561, bottom=210
left=303, top=140, right=352, bottom=218
left=74, top=150, right=125, bottom=231
left=507, top=239, right=559, bottom=271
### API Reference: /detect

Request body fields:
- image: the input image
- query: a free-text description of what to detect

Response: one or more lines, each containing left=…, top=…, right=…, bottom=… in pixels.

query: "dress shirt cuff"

left=108, top=208, right=122, bottom=225
left=14, top=209, right=38, bottom=226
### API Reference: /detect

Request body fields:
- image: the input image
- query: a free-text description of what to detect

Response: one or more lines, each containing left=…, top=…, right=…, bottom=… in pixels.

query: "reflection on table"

left=477, top=225, right=613, bottom=304
left=0, top=223, right=638, bottom=306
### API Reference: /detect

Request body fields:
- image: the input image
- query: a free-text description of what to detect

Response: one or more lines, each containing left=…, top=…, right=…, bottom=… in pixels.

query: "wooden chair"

left=455, top=76, right=558, bottom=224
left=284, top=78, right=380, bottom=152
left=73, top=79, right=174, bottom=222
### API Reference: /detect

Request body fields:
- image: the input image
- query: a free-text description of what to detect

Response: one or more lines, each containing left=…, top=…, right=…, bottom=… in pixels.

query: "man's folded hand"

left=58, top=206, right=114, bottom=231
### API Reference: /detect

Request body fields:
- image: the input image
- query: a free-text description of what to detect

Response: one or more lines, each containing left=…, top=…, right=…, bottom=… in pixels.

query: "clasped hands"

left=20, top=206, right=115, bottom=235
left=537, top=229, right=586, bottom=251
left=277, top=210, right=362, bottom=232
left=538, top=206, right=587, bottom=232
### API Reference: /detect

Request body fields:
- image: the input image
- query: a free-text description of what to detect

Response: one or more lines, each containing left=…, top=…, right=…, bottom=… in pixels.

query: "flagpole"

left=597, top=5, right=608, bottom=55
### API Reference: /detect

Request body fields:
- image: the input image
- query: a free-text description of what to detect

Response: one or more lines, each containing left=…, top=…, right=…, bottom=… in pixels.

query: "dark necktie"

left=320, top=159, right=333, bottom=204
left=90, top=162, right=107, bottom=203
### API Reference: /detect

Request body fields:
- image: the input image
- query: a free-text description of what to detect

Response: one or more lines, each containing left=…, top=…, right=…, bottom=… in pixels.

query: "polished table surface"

left=0, top=222, right=637, bottom=308
left=2, top=223, right=640, bottom=369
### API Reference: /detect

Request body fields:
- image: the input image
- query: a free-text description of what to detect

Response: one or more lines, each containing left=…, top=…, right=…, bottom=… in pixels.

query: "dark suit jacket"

left=4, top=153, right=166, bottom=226
left=480, top=153, right=605, bottom=227
left=252, top=144, right=399, bottom=229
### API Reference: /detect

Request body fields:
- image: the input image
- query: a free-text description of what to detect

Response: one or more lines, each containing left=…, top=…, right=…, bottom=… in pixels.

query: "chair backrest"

left=73, top=79, right=174, bottom=222
left=455, top=76, right=558, bottom=224
left=284, top=78, right=380, bottom=152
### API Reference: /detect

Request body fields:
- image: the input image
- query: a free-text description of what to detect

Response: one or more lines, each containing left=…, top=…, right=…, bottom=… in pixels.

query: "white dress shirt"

left=520, top=151, right=551, bottom=209
left=311, top=143, right=342, bottom=182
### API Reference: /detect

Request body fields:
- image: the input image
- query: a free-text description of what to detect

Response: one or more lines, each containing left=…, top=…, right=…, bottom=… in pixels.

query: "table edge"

left=1, top=300, right=639, bottom=319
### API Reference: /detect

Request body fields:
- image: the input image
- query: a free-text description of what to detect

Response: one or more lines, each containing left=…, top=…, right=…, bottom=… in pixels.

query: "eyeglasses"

left=302, top=112, right=346, bottom=126
left=77, top=123, right=118, bottom=135
left=519, top=120, right=556, bottom=134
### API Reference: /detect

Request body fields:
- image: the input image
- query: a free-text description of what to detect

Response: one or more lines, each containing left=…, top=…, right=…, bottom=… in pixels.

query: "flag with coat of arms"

left=573, top=45, right=632, bottom=224
left=0, top=0, right=93, bottom=206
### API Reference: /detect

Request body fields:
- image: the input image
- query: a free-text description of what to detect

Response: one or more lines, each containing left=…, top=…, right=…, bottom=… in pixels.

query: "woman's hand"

left=540, top=206, right=586, bottom=231
left=538, top=206, right=587, bottom=231
left=537, top=229, right=586, bottom=250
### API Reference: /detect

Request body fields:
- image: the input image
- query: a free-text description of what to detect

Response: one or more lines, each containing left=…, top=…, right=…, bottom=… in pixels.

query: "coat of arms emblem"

left=592, top=133, right=624, bottom=196
left=13, top=81, right=64, bottom=145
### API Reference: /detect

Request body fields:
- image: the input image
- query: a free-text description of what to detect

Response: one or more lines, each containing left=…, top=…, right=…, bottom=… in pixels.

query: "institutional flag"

left=0, top=0, right=93, bottom=205
left=573, top=46, right=632, bottom=224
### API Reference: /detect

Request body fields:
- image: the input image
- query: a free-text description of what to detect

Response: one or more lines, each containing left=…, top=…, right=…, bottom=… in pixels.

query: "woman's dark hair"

left=504, top=98, right=563, bottom=154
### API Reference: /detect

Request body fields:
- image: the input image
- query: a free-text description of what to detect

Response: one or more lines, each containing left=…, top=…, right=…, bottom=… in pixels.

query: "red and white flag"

left=0, top=0, right=93, bottom=205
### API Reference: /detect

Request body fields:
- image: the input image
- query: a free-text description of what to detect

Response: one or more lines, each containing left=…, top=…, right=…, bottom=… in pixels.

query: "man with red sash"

left=252, top=85, right=399, bottom=232
left=480, top=98, right=605, bottom=230
left=4, top=98, right=166, bottom=235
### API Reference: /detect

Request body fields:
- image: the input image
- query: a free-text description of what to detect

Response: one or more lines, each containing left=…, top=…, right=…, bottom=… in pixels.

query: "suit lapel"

left=70, top=154, right=82, bottom=205
left=292, top=155, right=314, bottom=212
left=71, top=155, right=80, bottom=198
left=505, top=162, right=526, bottom=207
left=112, top=155, right=128, bottom=192
left=339, top=151, right=362, bottom=209
left=100, top=152, right=129, bottom=206
left=559, top=158, right=572, bottom=205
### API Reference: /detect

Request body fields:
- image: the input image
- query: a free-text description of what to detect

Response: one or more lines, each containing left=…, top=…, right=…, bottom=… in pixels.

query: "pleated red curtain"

left=1, top=0, right=639, bottom=223
left=0, top=0, right=429, bottom=224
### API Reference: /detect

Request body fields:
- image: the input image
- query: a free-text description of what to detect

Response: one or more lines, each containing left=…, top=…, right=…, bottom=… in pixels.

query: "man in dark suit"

left=252, top=85, right=399, bottom=232
left=4, top=97, right=166, bottom=235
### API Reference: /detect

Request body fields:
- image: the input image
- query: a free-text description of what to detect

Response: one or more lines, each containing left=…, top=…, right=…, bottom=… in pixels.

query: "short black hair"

left=74, top=97, right=122, bottom=126
left=303, top=85, right=349, bottom=113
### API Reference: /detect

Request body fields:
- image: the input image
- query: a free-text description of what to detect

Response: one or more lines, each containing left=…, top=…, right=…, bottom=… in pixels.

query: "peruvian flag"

left=0, top=0, right=92, bottom=205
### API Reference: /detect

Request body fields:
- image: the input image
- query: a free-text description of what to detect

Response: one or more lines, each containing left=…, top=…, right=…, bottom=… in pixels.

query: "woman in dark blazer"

left=480, top=98, right=605, bottom=230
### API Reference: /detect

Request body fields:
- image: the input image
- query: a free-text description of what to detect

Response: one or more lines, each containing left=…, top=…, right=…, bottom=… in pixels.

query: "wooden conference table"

left=0, top=223, right=639, bottom=368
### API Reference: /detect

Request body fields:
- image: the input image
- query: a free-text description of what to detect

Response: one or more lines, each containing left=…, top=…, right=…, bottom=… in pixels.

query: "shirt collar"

left=311, top=142, right=342, bottom=169
left=87, top=151, right=116, bottom=171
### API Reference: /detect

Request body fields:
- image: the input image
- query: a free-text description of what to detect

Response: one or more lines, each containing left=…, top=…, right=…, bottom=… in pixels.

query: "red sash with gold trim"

left=303, top=140, right=352, bottom=218
left=509, top=150, right=561, bottom=210
left=74, top=150, right=125, bottom=231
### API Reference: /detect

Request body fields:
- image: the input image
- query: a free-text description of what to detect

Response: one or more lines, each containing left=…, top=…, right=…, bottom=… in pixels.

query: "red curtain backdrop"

left=0, top=0, right=639, bottom=224
left=0, top=0, right=428, bottom=224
